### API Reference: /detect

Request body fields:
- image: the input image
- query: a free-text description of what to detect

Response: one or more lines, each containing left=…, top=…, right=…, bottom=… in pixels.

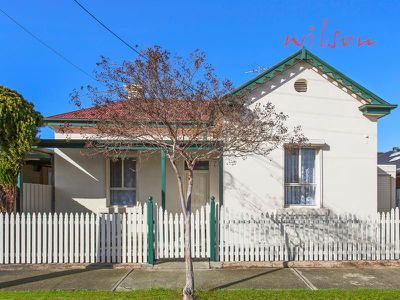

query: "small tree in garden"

left=70, top=46, right=305, bottom=300
left=0, top=86, right=42, bottom=212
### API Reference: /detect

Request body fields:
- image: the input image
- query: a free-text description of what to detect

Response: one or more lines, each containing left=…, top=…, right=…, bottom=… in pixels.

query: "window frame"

left=283, top=146, right=322, bottom=208
left=106, top=155, right=138, bottom=207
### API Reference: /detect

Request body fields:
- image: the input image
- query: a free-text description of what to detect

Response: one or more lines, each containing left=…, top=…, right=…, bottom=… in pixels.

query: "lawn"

left=0, top=289, right=400, bottom=300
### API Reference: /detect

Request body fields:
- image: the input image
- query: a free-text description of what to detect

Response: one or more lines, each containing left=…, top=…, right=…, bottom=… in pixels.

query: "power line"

left=72, top=0, right=146, bottom=60
left=0, top=7, right=97, bottom=82
left=72, top=0, right=203, bottom=96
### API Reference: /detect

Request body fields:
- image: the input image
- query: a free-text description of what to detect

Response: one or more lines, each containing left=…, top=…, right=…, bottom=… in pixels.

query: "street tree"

left=70, top=46, right=305, bottom=299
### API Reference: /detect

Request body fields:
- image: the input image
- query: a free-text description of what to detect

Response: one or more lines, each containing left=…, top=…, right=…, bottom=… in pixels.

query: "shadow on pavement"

left=210, top=268, right=283, bottom=290
left=0, top=265, right=111, bottom=289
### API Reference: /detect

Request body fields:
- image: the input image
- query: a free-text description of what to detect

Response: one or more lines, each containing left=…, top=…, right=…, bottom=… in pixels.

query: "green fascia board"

left=25, top=152, right=53, bottom=160
left=232, top=48, right=396, bottom=117
left=33, top=139, right=215, bottom=150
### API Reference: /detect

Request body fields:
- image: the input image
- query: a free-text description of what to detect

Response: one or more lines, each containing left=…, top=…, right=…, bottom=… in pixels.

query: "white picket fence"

left=21, top=183, right=52, bottom=213
left=0, top=204, right=148, bottom=264
left=218, top=207, right=400, bottom=262
left=2, top=203, right=400, bottom=264
left=155, top=204, right=211, bottom=259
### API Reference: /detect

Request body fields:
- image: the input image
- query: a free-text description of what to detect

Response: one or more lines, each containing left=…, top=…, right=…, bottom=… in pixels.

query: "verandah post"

left=210, top=196, right=216, bottom=261
left=147, top=196, right=154, bottom=264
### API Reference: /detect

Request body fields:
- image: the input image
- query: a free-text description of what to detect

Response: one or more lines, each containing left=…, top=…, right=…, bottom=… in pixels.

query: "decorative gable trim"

left=233, top=48, right=396, bottom=118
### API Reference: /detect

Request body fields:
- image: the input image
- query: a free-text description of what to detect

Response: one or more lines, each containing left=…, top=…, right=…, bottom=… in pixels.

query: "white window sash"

left=108, top=157, right=137, bottom=206
left=284, top=148, right=317, bottom=206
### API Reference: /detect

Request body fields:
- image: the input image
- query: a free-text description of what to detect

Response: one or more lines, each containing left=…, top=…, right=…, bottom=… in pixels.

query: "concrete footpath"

left=2, top=262, right=400, bottom=291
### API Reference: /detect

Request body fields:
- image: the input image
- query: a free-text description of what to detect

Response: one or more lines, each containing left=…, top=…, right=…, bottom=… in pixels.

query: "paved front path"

left=2, top=264, right=400, bottom=291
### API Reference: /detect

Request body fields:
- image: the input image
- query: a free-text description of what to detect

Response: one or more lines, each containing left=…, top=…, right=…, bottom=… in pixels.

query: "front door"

left=185, top=170, right=209, bottom=212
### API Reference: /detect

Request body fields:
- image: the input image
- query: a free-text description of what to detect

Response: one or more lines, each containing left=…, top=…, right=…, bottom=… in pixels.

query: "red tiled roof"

left=47, top=100, right=212, bottom=122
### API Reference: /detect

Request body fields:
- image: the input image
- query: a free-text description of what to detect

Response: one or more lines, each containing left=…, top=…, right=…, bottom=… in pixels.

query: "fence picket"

left=200, top=207, right=206, bottom=258
left=179, top=213, right=184, bottom=258
left=90, top=213, right=95, bottom=263
left=16, top=213, right=20, bottom=263
left=138, top=205, right=143, bottom=263
left=143, top=203, right=148, bottom=263
left=169, top=213, right=174, bottom=258
left=69, top=213, right=74, bottom=263
left=32, top=213, right=36, bottom=264
left=58, top=213, right=63, bottom=263
left=174, top=213, right=179, bottom=258
left=127, top=212, right=132, bottom=263
left=396, top=208, right=400, bottom=260
left=122, top=213, right=126, bottom=263
left=132, top=208, right=138, bottom=262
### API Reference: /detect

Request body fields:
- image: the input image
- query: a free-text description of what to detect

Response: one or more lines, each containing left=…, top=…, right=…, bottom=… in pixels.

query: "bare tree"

left=70, top=46, right=305, bottom=300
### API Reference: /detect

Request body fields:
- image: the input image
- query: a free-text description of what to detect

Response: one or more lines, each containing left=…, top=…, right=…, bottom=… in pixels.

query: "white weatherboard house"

left=22, top=49, right=396, bottom=217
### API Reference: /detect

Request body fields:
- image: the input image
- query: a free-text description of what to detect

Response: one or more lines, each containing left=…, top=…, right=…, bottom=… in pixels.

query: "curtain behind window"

left=285, top=148, right=316, bottom=205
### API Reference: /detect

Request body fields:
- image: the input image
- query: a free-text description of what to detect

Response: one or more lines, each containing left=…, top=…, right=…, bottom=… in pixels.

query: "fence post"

left=210, top=196, right=216, bottom=261
left=147, top=196, right=155, bottom=264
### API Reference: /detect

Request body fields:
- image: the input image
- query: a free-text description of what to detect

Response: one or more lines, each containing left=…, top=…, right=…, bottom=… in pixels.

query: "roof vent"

left=294, top=79, right=307, bottom=93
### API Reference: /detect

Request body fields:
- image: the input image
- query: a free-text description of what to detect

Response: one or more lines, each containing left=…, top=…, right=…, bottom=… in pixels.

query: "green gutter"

left=33, top=139, right=215, bottom=150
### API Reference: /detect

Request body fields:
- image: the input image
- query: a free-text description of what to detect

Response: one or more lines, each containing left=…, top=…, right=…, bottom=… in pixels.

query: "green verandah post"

left=147, top=196, right=154, bottom=264
left=210, top=196, right=216, bottom=261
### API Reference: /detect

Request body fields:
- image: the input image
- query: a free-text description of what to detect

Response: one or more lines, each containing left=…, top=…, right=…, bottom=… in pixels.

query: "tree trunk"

left=182, top=170, right=195, bottom=299
left=183, top=211, right=195, bottom=300
left=168, top=157, right=195, bottom=299
left=0, top=184, right=16, bottom=212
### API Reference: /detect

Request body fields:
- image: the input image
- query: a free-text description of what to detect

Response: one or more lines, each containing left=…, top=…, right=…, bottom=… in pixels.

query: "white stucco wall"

left=54, top=149, right=219, bottom=213
left=224, top=62, right=378, bottom=217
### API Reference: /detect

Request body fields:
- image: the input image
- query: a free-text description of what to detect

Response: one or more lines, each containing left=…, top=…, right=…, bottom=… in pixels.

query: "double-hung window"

left=284, top=148, right=317, bottom=206
left=109, top=157, right=136, bottom=206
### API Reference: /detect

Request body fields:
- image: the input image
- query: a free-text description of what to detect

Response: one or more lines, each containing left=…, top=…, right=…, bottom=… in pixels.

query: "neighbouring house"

left=20, top=49, right=397, bottom=217
left=378, top=147, right=400, bottom=209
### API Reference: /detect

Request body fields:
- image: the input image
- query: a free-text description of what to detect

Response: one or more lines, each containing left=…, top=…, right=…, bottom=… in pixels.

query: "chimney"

left=125, top=84, right=143, bottom=99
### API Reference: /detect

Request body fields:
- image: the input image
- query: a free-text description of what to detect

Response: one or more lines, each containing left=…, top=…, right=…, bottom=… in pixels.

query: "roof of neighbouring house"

left=378, top=148, right=400, bottom=174
left=45, top=48, right=397, bottom=124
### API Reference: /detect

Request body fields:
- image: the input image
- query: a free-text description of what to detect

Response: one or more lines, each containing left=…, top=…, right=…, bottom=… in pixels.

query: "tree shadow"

left=209, top=268, right=282, bottom=290
left=0, top=265, right=111, bottom=289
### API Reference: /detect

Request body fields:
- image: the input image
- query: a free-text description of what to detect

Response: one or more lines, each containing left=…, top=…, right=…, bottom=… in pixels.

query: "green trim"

left=209, top=196, right=216, bottom=261
left=233, top=48, right=396, bottom=118
left=147, top=196, right=154, bottom=264
left=219, top=156, right=223, bottom=206
left=34, top=139, right=214, bottom=150
left=25, top=152, right=53, bottom=160
left=359, top=104, right=397, bottom=118
left=34, top=139, right=88, bottom=148
left=161, top=150, right=166, bottom=210
left=16, top=172, right=22, bottom=213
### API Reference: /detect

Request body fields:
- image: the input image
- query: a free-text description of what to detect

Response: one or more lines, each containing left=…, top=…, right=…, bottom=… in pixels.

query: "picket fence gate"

left=1, top=198, right=400, bottom=264
left=155, top=203, right=211, bottom=259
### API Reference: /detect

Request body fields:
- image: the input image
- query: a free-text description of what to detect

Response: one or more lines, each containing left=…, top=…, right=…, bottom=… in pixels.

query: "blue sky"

left=0, top=0, right=399, bottom=151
